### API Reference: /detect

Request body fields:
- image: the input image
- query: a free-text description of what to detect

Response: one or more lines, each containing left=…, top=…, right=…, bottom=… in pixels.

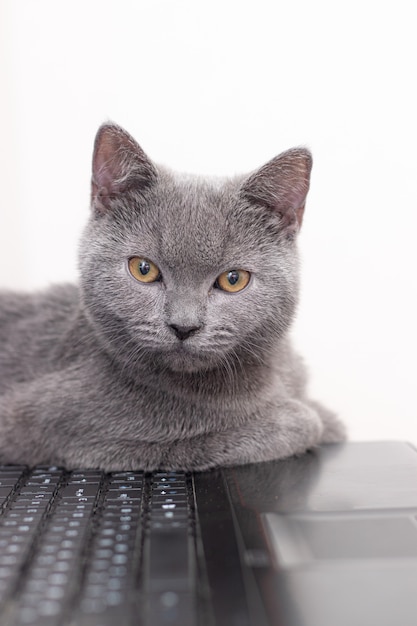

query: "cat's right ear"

left=91, top=123, right=157, bottom=214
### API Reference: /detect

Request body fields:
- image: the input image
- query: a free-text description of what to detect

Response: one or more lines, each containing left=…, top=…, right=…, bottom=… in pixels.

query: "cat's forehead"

left=145, top=175, right=240, bottom=270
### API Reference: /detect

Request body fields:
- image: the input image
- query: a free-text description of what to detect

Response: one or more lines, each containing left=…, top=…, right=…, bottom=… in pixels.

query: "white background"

left=1, top=0, right=416, bottom=444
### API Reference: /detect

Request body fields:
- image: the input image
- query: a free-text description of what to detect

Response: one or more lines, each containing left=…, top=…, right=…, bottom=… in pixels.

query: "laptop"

left=0, top=441, right=416, bottom=625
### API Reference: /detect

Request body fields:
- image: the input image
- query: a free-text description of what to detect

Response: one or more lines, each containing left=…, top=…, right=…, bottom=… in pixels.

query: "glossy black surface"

left=1, top=442, right=417, bottom=625
left=213, top=442, right=417, bottom=626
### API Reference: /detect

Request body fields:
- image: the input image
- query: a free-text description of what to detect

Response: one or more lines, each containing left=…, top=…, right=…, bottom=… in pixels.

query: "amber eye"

left=128, top=257, right=161, bottom=283
left=215, top=269, right=251, bottom=293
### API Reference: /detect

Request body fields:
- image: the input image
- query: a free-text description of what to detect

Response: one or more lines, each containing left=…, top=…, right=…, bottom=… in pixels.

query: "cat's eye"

left=128, top=257, right=161, bottom=283
left=215, top=269, right=251, bottom=293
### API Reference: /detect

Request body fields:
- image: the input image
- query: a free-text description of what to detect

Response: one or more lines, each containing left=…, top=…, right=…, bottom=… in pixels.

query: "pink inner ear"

left=90, top=124, right=158, bottom=213
left=277, top=203, right=305, bottom=237
left=241, top=148, right=312, bottom=234
left=92, top=130, right=123, bottom=197
left=296, top=203, right=305, bottom=228
left=279, top=185, right=307, bottom=232
left=282, top=175, right=310, bottom=212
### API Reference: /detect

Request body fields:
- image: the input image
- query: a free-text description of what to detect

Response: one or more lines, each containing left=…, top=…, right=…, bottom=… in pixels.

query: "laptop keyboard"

left=0, top=465, right=197, bottom=626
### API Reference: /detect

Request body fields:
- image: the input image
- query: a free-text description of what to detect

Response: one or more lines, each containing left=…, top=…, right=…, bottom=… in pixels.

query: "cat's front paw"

left=170, top=401, right=325, bottom=470
left=307, top=400, right=347, bottom=443
left=276, top=399, right=324, bottom=457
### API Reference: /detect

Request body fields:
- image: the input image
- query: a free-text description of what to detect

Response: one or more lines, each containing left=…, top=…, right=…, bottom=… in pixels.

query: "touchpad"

left=263, top=512, right=417, bottom=568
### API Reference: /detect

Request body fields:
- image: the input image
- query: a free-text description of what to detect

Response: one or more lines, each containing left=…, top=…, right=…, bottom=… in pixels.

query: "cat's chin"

left=162, top=346, right=218, bottom=373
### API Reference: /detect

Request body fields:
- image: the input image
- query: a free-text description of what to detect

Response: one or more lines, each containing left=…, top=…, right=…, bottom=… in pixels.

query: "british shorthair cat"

left=0, top=123, right=345, bottom=470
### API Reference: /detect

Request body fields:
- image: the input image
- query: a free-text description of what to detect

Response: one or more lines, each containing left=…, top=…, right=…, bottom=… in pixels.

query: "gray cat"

left=0, top=123, right=345, bottom=471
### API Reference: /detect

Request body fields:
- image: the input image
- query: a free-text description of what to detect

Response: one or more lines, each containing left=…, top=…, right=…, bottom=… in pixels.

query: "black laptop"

left=0, top=441, right=416, bottom=625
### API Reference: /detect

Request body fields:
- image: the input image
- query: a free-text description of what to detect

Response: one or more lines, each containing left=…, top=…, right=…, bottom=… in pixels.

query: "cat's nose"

left=169, top=324, right=202, bottom=341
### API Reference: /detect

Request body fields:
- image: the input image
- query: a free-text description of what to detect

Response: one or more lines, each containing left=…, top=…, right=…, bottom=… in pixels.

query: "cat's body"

left=0, top=124, right=345, bottom=471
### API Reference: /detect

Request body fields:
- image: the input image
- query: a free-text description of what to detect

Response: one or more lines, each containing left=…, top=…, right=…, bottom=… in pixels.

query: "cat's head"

left=79, top=123, right=312, bottom=374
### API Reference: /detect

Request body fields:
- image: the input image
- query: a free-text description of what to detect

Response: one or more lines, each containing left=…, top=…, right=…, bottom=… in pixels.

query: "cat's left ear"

left=241, top=148, right=312, bottom=237
left=91, top=123, right=158, bottom=214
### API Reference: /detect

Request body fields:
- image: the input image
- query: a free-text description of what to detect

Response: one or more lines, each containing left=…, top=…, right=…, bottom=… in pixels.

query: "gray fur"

left=0, top=123, right=345, bottom=471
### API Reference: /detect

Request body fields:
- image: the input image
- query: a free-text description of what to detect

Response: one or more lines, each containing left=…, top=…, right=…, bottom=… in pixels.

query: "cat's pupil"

left=139, top=261, right=151, bottom=276
left=228, top=271, right=239, bottom=285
